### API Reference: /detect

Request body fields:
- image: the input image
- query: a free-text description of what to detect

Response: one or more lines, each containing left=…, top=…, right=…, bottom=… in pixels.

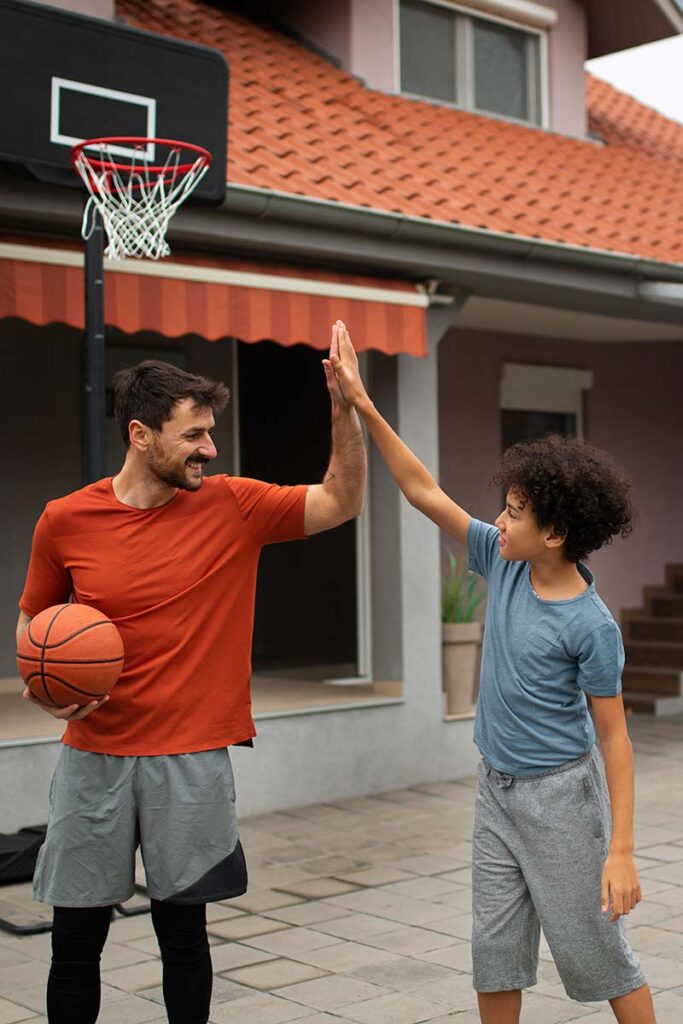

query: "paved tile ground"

left=1, top=715, right=682, bottom=1023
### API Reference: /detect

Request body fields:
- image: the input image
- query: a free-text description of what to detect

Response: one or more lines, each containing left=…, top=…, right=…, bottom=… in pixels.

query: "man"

left=17, top=322, right=366, bottom=1024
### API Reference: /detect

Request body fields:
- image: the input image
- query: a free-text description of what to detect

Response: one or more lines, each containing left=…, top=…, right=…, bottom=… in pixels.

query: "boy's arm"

left=591, top=694, right=641, bottom=922
left=329, top=324, right=471, bottom=545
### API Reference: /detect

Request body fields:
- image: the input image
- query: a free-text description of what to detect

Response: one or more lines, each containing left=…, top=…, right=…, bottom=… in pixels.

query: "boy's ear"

left=543, top=526, right=566, bottom=550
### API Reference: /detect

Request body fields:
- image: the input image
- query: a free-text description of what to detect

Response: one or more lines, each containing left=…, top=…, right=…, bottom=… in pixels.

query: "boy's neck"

left=528, top=554, right=589, bottom=601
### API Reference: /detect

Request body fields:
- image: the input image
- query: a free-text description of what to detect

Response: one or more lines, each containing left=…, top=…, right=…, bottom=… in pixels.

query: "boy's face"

left=495, top=489, right=564, bottom=562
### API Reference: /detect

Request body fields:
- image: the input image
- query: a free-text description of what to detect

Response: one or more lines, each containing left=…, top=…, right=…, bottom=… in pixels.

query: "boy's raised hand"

left=324, top=321, right=369, bottom=409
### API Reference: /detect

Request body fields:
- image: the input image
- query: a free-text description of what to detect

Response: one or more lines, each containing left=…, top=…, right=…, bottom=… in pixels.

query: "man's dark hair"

left=492, top=434, right=635, bottom=563
left=114, top=360, right=230, bottom=447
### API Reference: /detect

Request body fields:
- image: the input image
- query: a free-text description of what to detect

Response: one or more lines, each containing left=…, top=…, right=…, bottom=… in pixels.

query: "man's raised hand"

left=326, top=321, right=369, bottom=409
left=322, top=322, right=350, bottom=408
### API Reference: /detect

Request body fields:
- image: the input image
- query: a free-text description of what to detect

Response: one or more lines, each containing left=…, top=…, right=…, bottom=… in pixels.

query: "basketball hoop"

left=72, top=137, right=211, bottom=260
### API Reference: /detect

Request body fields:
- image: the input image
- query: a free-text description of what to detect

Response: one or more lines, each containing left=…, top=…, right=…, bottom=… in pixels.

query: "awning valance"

left=0, top=241, right=428, bottom=357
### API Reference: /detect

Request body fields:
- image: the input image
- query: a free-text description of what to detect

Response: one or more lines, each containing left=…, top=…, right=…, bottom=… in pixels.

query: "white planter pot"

left=442, top=622, right=483, bottom=716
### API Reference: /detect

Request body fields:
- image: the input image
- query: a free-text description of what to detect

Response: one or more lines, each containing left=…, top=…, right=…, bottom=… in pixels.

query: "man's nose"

left=199, top=437, right=217, bottom=460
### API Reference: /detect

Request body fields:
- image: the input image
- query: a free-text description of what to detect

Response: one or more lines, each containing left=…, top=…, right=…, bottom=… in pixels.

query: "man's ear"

left=128, top=419, right=152, bottom=452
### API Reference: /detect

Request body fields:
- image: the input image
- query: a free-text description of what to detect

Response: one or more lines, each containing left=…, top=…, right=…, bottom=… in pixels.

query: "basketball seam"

left=19, top=655, right=124, bottom=665
left=39, top=605, right=70, bottom=696
left=29, top=671, right=109, bottom=700
left=39, top=619, right=119, bottom=650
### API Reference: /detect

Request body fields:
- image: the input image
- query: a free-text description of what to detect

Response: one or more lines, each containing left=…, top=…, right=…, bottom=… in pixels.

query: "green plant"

left=441, top=549, right=486, bottom=624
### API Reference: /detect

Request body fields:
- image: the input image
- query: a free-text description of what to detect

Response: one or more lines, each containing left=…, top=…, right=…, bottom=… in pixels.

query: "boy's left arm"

left=591, top=694, right=642, bottom=923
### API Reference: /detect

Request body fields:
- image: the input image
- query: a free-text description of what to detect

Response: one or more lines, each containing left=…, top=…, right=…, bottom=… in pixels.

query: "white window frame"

left=500, top=363, right=594, bottom=441
left=231, top=340, right=373, bottom=684
left=395, top=0, right=550, bottom=129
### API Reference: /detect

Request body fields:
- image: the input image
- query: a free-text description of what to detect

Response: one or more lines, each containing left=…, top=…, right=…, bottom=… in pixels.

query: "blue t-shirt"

left=468, top=518, right=624, bottom=776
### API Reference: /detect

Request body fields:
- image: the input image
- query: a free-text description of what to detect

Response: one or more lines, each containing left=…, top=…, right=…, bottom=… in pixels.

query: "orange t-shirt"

left=19, top=475, right=308, bottom=755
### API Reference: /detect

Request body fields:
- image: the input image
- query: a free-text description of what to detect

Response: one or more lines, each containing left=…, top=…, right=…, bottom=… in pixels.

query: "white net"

left=74, top=142, right=210, bottom=260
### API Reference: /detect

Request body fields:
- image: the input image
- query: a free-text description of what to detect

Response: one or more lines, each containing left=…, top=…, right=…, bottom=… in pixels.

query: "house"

left=1, top=0, right=682, bottom=831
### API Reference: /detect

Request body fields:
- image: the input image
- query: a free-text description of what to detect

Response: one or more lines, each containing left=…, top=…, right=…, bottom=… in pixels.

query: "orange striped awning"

left=0, top=241, right=428, bottom=357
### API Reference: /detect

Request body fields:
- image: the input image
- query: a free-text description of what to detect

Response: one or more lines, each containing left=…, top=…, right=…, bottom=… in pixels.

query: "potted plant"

left=441, top=549, right=486, bottom=717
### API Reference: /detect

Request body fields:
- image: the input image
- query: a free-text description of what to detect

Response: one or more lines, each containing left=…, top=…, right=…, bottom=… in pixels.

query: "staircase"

left=621, top=564, right=683, bottom=715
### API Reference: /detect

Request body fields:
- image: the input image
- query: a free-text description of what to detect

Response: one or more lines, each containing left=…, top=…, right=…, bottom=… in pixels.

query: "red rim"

left=71, top=136, right=212, bottom=175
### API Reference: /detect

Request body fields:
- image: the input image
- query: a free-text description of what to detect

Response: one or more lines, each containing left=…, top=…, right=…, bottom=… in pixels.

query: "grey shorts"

left=33, top=745, right=247, bottom=908
left=472, top=746, right=645, bottom=1003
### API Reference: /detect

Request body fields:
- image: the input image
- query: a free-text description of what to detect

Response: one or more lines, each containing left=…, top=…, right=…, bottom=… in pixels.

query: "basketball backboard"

left=0, top=0, right=228, bottom=202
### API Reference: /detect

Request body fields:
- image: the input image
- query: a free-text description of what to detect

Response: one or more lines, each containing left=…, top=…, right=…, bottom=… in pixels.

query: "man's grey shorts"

left=33, top=745, right=247, bottom=908
left=472, top=745, right=645, bottom=1003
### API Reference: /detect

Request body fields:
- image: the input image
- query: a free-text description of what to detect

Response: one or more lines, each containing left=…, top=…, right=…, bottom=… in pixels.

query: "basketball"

left=17, top=604, right=124, bottom=707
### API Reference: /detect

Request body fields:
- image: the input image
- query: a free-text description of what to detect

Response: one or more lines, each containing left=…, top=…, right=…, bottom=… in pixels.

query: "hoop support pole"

left=83, top=212, right=106, bottom=484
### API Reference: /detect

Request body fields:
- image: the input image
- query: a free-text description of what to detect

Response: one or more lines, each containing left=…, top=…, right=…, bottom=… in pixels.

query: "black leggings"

left=48, top=900, right=212, bottom=1024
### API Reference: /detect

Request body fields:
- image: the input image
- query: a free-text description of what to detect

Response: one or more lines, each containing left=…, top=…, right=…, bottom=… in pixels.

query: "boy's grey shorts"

left=33, top=745, right=247, bottom=908
left=472, top=746, right=645, bottom=1003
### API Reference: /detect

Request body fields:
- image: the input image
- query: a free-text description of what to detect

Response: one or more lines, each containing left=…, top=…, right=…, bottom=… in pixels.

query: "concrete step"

left=622, top=691, right=683, bottom=716
left=650, top=594, right=683, bottom=618
left=624, top=641, right=683, bottom=670
left=622, top=667, right=683, bottom=697
left=628, top=617, right=683, bottom=643
left=666, top=566, right=683, bottom=594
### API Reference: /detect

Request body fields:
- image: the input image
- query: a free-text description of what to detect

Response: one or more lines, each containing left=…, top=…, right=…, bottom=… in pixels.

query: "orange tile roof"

left=118, top=0, right=683, bottom=266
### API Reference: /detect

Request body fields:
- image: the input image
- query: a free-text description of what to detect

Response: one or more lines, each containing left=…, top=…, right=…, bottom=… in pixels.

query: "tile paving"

left=1, top=714, right=682, bottom=1022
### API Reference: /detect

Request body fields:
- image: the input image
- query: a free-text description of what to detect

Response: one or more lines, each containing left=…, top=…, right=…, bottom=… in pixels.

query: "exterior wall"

left=37, top=0, right=114, bottom=18
left=283, top=0, right=589, bottom=137
left=0, top=321, right=83, bottom=677
left=545, top=0, right=587, bottom=137
left=438, top=328, right=683, bottom=618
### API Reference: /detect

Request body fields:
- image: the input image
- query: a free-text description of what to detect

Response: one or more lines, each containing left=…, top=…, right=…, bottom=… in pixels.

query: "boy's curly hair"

left=492, top=435, right=635, bottom=563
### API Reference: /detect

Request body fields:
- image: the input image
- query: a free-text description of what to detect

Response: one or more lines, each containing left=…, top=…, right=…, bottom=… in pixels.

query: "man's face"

left=146, top=398, right=218, bottom=492
left=494, top=489, right=559, bottom=562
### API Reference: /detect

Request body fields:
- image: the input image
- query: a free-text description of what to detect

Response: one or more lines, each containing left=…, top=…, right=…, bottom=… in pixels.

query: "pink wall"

left=39, top=0, right=113, bottom=17
left=280, top=0, right=352, bottom=66
left=438, top=329, right=683, bottom=619
left=545, top=0, right=587, bottom=137
left=272, top=0, right=590, bottom=135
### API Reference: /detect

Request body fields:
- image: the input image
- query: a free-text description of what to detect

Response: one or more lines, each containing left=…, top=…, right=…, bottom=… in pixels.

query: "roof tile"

left=118, top=0, right=683, bottom=266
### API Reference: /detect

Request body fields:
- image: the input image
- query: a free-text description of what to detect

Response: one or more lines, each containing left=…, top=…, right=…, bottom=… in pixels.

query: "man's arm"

left=304, top=322, right=367, bottom=536
left=329, top=322, right=471, bottom=545
left=16, top=610, right=108, bottom=721
left=591, top=694, right=641, bottom=922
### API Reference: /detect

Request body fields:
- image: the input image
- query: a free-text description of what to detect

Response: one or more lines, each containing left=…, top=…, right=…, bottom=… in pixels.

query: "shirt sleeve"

left=226, top=477, right=308, bottom=546
left=576, top=621, right=624, bottom=697
left=19, top=508, right=72, bottom=617
left=467, top=518, right=500, bottom=579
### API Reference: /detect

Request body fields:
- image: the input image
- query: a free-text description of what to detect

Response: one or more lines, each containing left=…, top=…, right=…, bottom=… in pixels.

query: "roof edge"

left=224, top=183, right=683, bottom=283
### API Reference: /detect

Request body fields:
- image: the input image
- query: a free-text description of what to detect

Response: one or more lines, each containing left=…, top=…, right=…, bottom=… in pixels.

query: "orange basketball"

left=17, top=604, right=124, bottom=707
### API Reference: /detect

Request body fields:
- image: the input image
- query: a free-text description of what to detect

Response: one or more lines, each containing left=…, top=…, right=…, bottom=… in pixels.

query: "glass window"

left=474, top=19, right=538, bottom=122
left=400, top=0, right=456, bottom=103
left=399, top=1, right=543, bottom=126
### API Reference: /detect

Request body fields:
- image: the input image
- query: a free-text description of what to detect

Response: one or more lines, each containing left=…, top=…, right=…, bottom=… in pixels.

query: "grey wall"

left=369, top=352, right=403, bottom=682
left=438, top=328, right=683, bottom=619
left=1, top=321, right=82, bottom=675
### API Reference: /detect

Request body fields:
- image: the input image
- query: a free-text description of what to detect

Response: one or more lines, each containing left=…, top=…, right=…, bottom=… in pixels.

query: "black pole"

left=83, top=213, right=106, bottom=484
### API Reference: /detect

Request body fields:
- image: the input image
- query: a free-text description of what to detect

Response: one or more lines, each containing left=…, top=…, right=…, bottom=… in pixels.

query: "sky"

left=586, top=34, right=683, bottom=126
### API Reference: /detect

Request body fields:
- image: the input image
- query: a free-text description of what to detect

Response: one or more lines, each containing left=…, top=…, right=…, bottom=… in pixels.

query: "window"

left=500, top=363, right=594, bottom=448
left=399, top=0, right=544, bottom=126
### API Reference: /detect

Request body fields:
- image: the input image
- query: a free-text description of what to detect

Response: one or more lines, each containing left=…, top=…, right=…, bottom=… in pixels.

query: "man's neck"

left=112, top=459, right=177, bottom=510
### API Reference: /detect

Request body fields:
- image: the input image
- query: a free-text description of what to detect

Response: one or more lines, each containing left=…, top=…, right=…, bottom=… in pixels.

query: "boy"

left=325, top=327, right=654, bottom=1024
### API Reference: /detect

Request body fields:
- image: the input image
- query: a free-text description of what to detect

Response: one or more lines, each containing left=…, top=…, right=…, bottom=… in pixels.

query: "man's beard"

left=148, top=444, right=208, bottom=491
